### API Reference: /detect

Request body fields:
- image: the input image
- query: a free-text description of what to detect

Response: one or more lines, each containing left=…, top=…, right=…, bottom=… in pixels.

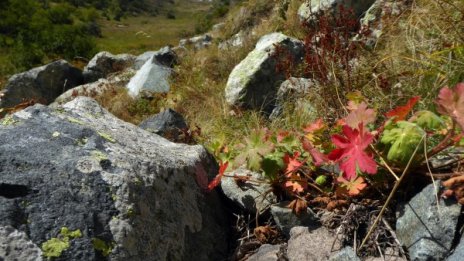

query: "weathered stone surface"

left=270, top=202, right=319, bottom=238
left=328, top=247, right=361, bottom=261
left=133, top=47, right=178, bottom=70
left=270, top=77, right=317, bottom=119
left=396, top=183, right=461, bottom=261
left=287, top=226, right=340, bottom=261
left=219, top=31, right=247, bottom=50
left=298, top=0, right=377, bottom=24
left=448, top=235, right=464, bottom=261
left=221, top=168, right=276, bottom=214
left=139, top=108, right=188, bottom=142
left=0, top=97, right=229, bottom=260
left=225, top=32, right=304, bottom=112
left=126, top=51, right=174, bottom=97
left=0, top=226, right=43, bottom=261
left=247, top=244, right=284, bottom=261
left=0, top=60, right=83, bottom=108
left=83, top=51, right=136, bottom=83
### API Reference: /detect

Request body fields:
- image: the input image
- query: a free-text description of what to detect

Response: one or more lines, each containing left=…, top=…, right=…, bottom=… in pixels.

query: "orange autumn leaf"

left=336, top=176, right=367, bottom=196
left=207, top=161, right=229, bottom=191
left=385, top=96, right=420, bottom=121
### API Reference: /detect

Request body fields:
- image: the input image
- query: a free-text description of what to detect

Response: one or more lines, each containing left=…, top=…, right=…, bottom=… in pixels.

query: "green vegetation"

left=92, top=237, right=114, bottom=257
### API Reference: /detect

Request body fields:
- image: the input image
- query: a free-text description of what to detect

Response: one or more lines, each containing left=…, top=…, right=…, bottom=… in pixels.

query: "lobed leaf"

left=380, top=121, right=425, bottom=164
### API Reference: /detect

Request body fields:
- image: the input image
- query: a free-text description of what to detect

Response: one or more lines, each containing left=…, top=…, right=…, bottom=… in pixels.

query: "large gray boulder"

left=133, top=47, right=178, bottom=70
left=396, top=183, right=461, bottom=261
left=298, top=0, right=377, bottom=23
left=0, top=60, right=83, bottom=109
left=270, top=77, right=317, bottom=119
left=225, top=32, right=304, bottom=112
left=126, top=51, right=174, bottom=97
left=83, top=52, right=136, bottom=83
left=0, top=97, right=229, bottom=260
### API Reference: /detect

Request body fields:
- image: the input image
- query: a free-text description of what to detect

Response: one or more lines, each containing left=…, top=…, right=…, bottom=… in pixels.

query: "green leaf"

left=381, top=121, right=425, bottom=164
left=410, top=110, right=445, bottom=131
left=233, top=129, right=274, bottom=171
left=262, top=152, right=285, bottom=180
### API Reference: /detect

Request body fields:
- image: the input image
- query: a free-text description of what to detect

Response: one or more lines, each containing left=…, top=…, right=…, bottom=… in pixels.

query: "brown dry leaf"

left=254, top=225, right=278, bottom=243
left=326, top=199, right=349, bottom=211
left=442, top=174, right=464, bottom=204
left=287, top=198, right=308, bottom=215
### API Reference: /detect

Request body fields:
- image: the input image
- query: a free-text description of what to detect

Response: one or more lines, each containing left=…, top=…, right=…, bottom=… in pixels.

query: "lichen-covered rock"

left=221, top=168, right=276, bottom=214
left=0, top=97, right=229, bottom=260
left=225, top=32, right=304, bottom=112
left=298, top=0, right=376, bottom=24
left=133, top=47, right=178, bottom=70
left=396, top=183, right=461, bottom=261
left=83, top=52, right=136, bottom=83
left=0, top=60, right=83, bottom=109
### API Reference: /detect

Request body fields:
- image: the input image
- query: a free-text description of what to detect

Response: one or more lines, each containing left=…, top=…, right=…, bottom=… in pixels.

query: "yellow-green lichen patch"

left=67, top=117, right=85, bottom=125
left=41, top=227, right=82, bottom=258
left=91, top=150, right=108, bottom=161
left=52, top=131, right=61, bottom=138
left=97, top=131, right=116, bottom=143
left=92, top=238, right=114, bottom=257
left=1, top=115, right=18, bottom=126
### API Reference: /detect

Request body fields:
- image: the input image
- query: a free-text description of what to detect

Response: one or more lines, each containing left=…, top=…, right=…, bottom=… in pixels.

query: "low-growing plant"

left=208, top=82, right=464, bottom=212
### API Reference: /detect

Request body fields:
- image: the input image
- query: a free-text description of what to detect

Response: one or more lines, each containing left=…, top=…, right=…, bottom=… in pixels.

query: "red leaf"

left=436, top=83, right=464, bottom=130
left=344, top=101, right=376, bottom=129
left=301, top=137, right=328, bottom=166
left=277, top=131, right=290, bottom=143
left=283, top=151, right=304, bottom=175
left=207, top=161, right=229, bottom=191
left=385, top=96, right=420, bottom=121
left=328, top=124, right=377, bottom=180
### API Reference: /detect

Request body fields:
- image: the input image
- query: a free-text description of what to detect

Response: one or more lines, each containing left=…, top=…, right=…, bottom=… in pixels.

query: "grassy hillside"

left=95, top=1, right=212, bottom=54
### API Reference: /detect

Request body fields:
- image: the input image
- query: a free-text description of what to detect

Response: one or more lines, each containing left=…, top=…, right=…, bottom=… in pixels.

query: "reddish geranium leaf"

left=301, top=137, right=328, bottom=166
left=336, top=176, right=367, bottom=196
left=436, top=83, right=464, bottom=130
left=277, top=130, right=290, bottom=143
left=283, top=151, right=304, bottom=175
left=328, top=124, right=377, bottom=180
left=207, top=161, right=229, bottom=191
left=345, top=101, right=376, bottom=129
left=386, top=96, right=420, bottom=121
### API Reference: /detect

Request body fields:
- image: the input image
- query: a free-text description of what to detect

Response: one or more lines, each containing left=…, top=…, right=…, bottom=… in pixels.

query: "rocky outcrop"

left=0, top=60, right=83, bottom=109
left=396, top=183, right=461, bottom=261
left=0, top=97, right=230, bottom=260
left=287, top=226, right=340, bottom=261
left=298, top=0, right=377, bottom=24
left=225, top=32, right=304, bottom=112
left=83, top=52, right=136, bottom=83
left=329, top=247, right=360, bottom=261
left=139, top=108, right=188, bottom=142
left=248, top=244, right=285, bottom=261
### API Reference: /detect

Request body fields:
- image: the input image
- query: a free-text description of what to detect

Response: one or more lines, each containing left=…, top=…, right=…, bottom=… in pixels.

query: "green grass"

left=95, top=1, right=212, bottom=55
